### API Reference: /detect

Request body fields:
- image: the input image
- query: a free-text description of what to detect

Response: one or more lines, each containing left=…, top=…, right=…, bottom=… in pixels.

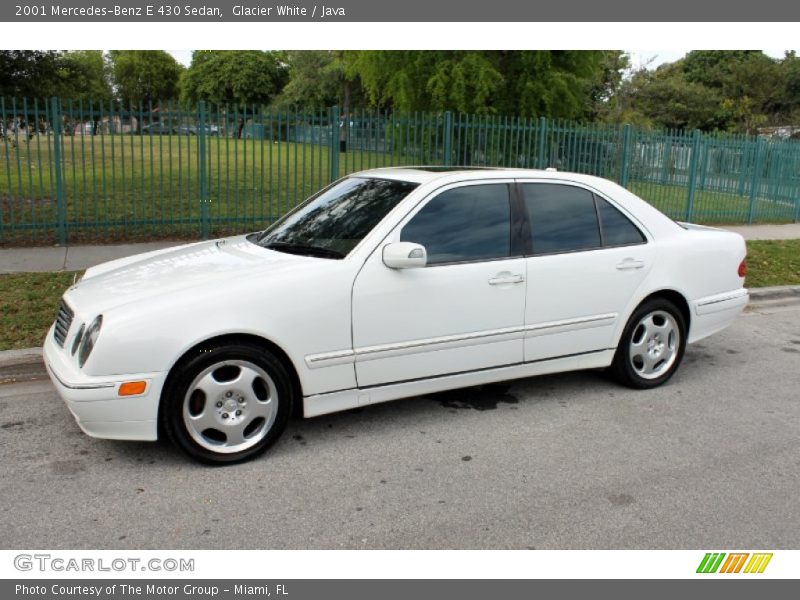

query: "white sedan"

left=44, top=168, right=749, bottom=463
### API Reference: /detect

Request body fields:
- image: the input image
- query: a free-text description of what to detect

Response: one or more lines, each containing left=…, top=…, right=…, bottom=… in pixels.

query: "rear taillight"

left=738, top=259, right=747, bottom=278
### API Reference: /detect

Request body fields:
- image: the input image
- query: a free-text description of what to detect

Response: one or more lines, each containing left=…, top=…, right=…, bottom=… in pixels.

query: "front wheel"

left=609, top=299, right=687, bottom=389
left=161, top=343, right=292, bottom=464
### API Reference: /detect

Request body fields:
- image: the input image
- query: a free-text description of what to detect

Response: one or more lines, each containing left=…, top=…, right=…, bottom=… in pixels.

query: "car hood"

left=64, top=235, right=315, bottom=317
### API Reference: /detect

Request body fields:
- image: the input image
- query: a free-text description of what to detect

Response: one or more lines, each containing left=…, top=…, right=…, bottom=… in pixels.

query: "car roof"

left=354, top=166, right=611, bottom=188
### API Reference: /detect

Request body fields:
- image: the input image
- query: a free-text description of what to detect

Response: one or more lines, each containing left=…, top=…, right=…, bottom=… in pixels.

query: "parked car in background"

left=176, top=124, right=220, bottom=136
left=137, top=122, right=179, bottom=135
left=44, top=167, right=749, bottom=464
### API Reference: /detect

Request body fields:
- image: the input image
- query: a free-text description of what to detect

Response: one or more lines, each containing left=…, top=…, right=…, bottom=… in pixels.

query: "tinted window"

left=522, top=184, right=601, bottom=255
left=401, top=185, right=511, bottom=264
left=254, top=177, right=418, bottom=258
left=597, top=197, right=646, bottom=246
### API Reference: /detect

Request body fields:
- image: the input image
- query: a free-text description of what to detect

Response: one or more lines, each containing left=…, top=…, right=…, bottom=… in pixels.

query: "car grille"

left=53, top=300, right=74, bottom=348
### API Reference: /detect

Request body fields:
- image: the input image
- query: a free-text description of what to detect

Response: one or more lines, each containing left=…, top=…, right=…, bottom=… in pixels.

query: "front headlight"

left=78, top=315, right=103, bottom=368
left=71, top=323, right=85, bottom=356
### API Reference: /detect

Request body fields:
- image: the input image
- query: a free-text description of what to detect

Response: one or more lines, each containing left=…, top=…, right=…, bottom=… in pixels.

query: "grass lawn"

left=631, top=182, right=798, bottom=225
left=0, top=271, right=78, bottom=350
left=1, top=238, right=798, bottom=350
left=0, top=134, right=411, bottom=244
left=744, top=239, right=800, bottom=288
left=2, top=134, right=798, bottom=245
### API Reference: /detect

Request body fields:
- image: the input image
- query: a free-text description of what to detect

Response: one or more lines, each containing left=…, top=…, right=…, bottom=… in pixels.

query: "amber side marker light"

left=118, top=381, right=147, bottom=396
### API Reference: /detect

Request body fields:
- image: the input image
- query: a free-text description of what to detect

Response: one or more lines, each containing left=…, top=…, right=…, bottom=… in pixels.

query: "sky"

left=627, top=49, right=795, bottom=69
left=167, top=49, right=796, bottom=70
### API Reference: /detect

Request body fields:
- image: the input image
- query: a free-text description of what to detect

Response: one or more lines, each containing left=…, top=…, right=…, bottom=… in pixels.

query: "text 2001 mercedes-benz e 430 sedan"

left=44, top=168, right=749, bottom=463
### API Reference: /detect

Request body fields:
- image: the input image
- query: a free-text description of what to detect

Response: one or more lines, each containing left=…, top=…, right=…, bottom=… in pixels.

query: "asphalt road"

left=1, top=305, right=799, bottom=550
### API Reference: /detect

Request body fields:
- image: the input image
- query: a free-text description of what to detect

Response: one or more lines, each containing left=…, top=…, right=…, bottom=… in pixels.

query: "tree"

left=627, top=63, right=724, bottom=131
left=614, top=51, right=789, bottom=132
left=587, top=51, right=631, bottom=120
left=179, top=51, right=288, bottom=107
left=274, top=51, right=359, bottom=109
left=347, top=51, right=499, bottom=113
left=683, top=51, right=780, bottom=132
left=498, top=51, right=607, bottom=118
left=0, top=51, right=68, bottom=98
left=773, top=51, right=800, bottom=123
left=108, top=50, right=183, bottom=106
left=61, top=51, right=113, bottom=104
left=345, top=51, right=610, bottom=118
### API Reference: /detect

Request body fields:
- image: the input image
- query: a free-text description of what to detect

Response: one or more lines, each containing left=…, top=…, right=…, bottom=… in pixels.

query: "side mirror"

left=382, top=242, right=427, bottom=269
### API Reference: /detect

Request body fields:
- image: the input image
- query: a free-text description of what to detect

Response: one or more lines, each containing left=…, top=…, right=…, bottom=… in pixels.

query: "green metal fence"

left=2, top=97, right=800, bottom=245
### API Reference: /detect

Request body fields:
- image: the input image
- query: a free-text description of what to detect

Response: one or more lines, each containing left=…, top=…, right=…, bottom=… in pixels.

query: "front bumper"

left=43, top=324, right=165, bottom=441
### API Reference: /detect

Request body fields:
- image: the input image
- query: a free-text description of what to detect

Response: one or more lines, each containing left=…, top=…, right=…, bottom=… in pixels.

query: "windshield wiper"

left=263, top=241, right=345, bottom=259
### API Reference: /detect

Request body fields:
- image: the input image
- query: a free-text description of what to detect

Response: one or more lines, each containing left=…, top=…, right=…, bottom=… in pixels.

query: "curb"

left=0, top=347, right=45, bottom=384
left=745, top=285, right=800, bottom=313
left=2, top=285, right=799, bottom=383
left=747, top=285, right=800, bottom=301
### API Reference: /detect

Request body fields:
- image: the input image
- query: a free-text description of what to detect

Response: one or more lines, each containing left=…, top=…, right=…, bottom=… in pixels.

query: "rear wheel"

left=609, top=298, right=687, bottom=389
left=161, top=343, right=292, bottom=464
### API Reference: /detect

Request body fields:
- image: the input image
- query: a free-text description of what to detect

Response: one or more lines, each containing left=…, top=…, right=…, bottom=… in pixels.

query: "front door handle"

left=616, top=258, right=645, bottom=271
left=488, top=273, right=525, bottom=286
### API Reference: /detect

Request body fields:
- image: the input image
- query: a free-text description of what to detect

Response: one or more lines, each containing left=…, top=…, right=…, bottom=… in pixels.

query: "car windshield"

left=251, top=177, right=419, bottom=258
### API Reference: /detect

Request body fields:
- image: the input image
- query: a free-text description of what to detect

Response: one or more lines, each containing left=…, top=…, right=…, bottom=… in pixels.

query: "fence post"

left=748, top=137, right=765, bottom=224
left=660, top=134, right=672, bottom=185
left=198, top=101, right=209, bottom=240
left=795, top=183, right=800, bottom=223
left=329, top=105, right=340, bottom=182
left=537, top=117, right=547, bottom=169
left=737, top=139, right=750, bottom=196
left=50, top=97, right=67, bottom=245
left=443, top=111, right=453, bottom=167
left=0, top=98, right=5, bottom=239
left=684, top=129, right=702, bottom=222
left=794, top=145, right=800, bottom=222
left=619, top=124, right=633, bottom=187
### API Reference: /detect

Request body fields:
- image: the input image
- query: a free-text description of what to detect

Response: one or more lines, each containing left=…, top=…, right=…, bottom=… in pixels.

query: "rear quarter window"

left=596, top=197, right=646, bottom=246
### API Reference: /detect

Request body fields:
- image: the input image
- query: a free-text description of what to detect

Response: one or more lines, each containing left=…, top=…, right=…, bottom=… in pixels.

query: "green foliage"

left=347, top=51, right=612, bottom=118
left=5, top=49, right=800, bottom=137
left=0, top=51, right=63, bottom=98
left=274, top=51, right=352, bottom=108
left=0, top=50, right=112, bottom=105
left=632, top=66, right=725, bottom=131
left=61, top=51, right=113, bottom=104
left=505, top=51, right=606, bottom=118
left=180, top=51, right=288, bottom=107
left=108, top=50, right=183, bottom=106
left=770, top=51, right=800, bottom=124
left=1, top=51, right=101, bottom=100
left=611, top=51, right=798, bottom=133
left=681, top=50, right=765, bottom=88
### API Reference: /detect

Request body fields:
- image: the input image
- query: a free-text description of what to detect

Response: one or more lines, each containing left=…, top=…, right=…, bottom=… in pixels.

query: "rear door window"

left=521, top=183, right=601, bottom=255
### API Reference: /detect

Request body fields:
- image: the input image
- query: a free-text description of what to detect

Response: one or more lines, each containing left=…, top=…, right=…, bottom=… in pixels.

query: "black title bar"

left=3, top=0, right=800, bottom=22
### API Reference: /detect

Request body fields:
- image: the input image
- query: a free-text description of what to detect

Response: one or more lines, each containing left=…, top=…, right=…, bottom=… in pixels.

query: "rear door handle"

left=616, top=258, right=645, bottom=271
left=488, top=273, right=525, bottom=285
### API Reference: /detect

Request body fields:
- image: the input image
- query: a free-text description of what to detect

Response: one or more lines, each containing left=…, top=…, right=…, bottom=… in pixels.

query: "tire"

left=609, top=298, right=687, bottom=389
left=161, top=342, right=293, bottom=465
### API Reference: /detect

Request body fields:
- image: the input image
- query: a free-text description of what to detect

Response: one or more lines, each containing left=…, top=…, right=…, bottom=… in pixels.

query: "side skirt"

left=302, top=349, right=615, bottom=418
